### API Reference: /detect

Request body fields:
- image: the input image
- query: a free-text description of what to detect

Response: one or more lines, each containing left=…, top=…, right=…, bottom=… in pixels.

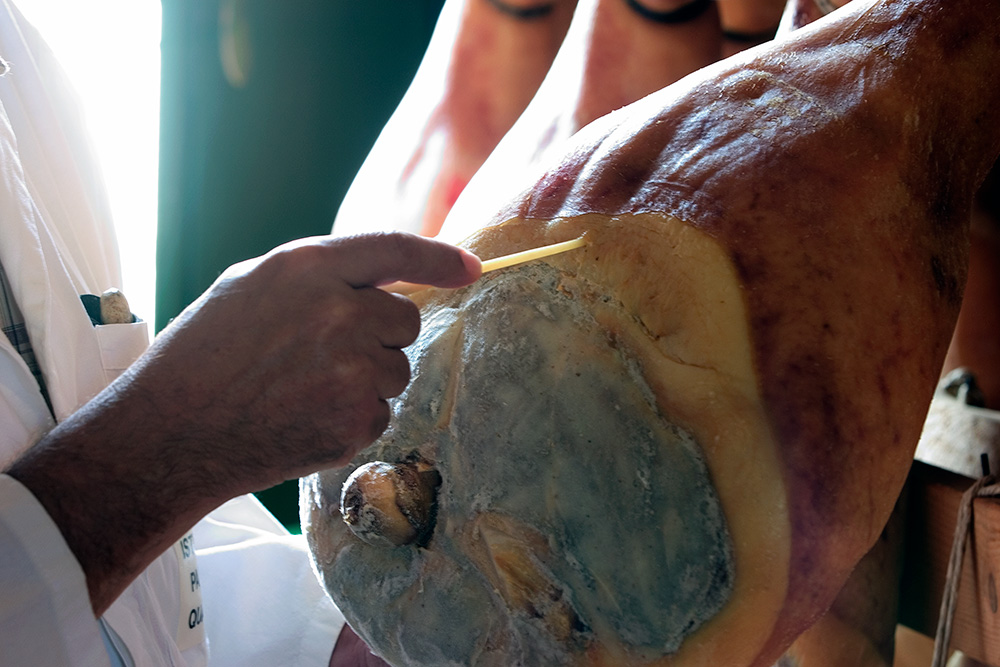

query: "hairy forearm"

left=6, top=373, right=226, bottom=615
left=3, top=233, right=481, bottom=618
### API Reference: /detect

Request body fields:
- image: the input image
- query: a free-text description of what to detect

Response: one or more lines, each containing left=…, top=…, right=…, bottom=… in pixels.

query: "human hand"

left=134, top=232, right=481, bottom=495
left=6, top=232, right=480, bottom=614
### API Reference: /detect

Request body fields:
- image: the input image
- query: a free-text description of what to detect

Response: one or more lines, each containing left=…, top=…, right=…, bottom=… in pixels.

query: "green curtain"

left=157, top=0, right=444, bottom=530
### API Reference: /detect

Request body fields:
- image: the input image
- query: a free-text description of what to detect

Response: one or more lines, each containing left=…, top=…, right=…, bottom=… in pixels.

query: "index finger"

left=328, top=232, right=482, bottom=290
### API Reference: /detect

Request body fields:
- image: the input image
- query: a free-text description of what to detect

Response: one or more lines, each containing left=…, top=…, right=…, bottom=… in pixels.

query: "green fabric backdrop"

left=156, top=0, right=444, bottom=530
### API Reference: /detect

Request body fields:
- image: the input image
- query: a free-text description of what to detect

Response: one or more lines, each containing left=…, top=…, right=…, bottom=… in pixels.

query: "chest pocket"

left=94, top=321, right=150, bottom=384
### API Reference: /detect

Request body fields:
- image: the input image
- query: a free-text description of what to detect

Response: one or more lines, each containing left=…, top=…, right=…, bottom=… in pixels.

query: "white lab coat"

left=0, top=2, right=343, bottom=665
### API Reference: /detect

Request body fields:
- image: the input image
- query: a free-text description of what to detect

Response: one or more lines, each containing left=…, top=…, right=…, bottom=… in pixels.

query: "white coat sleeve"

left=0, top=474, right=112, bottom=667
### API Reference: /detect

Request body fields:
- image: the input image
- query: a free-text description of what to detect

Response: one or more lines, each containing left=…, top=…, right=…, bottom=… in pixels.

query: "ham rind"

left=471, top=0, right=1000, bottom=655
left=303, top=0, right=1000, bottom=664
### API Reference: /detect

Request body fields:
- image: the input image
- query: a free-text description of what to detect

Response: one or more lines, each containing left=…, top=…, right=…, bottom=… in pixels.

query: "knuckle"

left=381, top=230, right=418, bottom=258
left=374, top=231, right=423, bottom=272
left=327, top=352, right=371, bottom=387
left=260, top=240, right=327, bottom=280
left=327, top=297, right=367, bottom=330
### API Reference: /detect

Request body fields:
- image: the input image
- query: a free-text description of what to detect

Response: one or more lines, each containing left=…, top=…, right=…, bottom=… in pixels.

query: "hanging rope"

left=931, top=466, right=1000, bottom=667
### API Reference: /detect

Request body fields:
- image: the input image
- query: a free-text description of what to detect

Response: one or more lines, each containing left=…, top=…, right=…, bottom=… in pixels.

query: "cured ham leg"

left=303, top=0, right=1000, bottom=665
left=438, top=0, right=786, bottom=242
left=768, top=3, right=902, bottom=666
left=776, top=493, right=907, bottom=667
left=338, top=0, right=785, bottom=241
left=778, top=3, right=1000, bottom=666
left=776, top=0, right=850, bottom=32
left=333, top=0, right=576, bottom=238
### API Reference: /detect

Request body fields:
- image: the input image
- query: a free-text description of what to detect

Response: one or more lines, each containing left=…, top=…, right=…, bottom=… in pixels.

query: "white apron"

left=0, top=3, right=343, bottom=665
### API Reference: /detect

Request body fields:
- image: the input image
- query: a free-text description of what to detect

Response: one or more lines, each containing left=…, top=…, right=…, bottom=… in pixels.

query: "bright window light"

left=15, top=0, right=161, bottom=324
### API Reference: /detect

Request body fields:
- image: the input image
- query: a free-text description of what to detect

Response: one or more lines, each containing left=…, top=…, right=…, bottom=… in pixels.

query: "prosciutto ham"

left=302, top=0, right=1000, bottom=664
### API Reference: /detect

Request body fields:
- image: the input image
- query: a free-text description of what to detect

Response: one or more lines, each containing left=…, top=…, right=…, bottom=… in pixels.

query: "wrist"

left=6, top=377, right=221, bottom=614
